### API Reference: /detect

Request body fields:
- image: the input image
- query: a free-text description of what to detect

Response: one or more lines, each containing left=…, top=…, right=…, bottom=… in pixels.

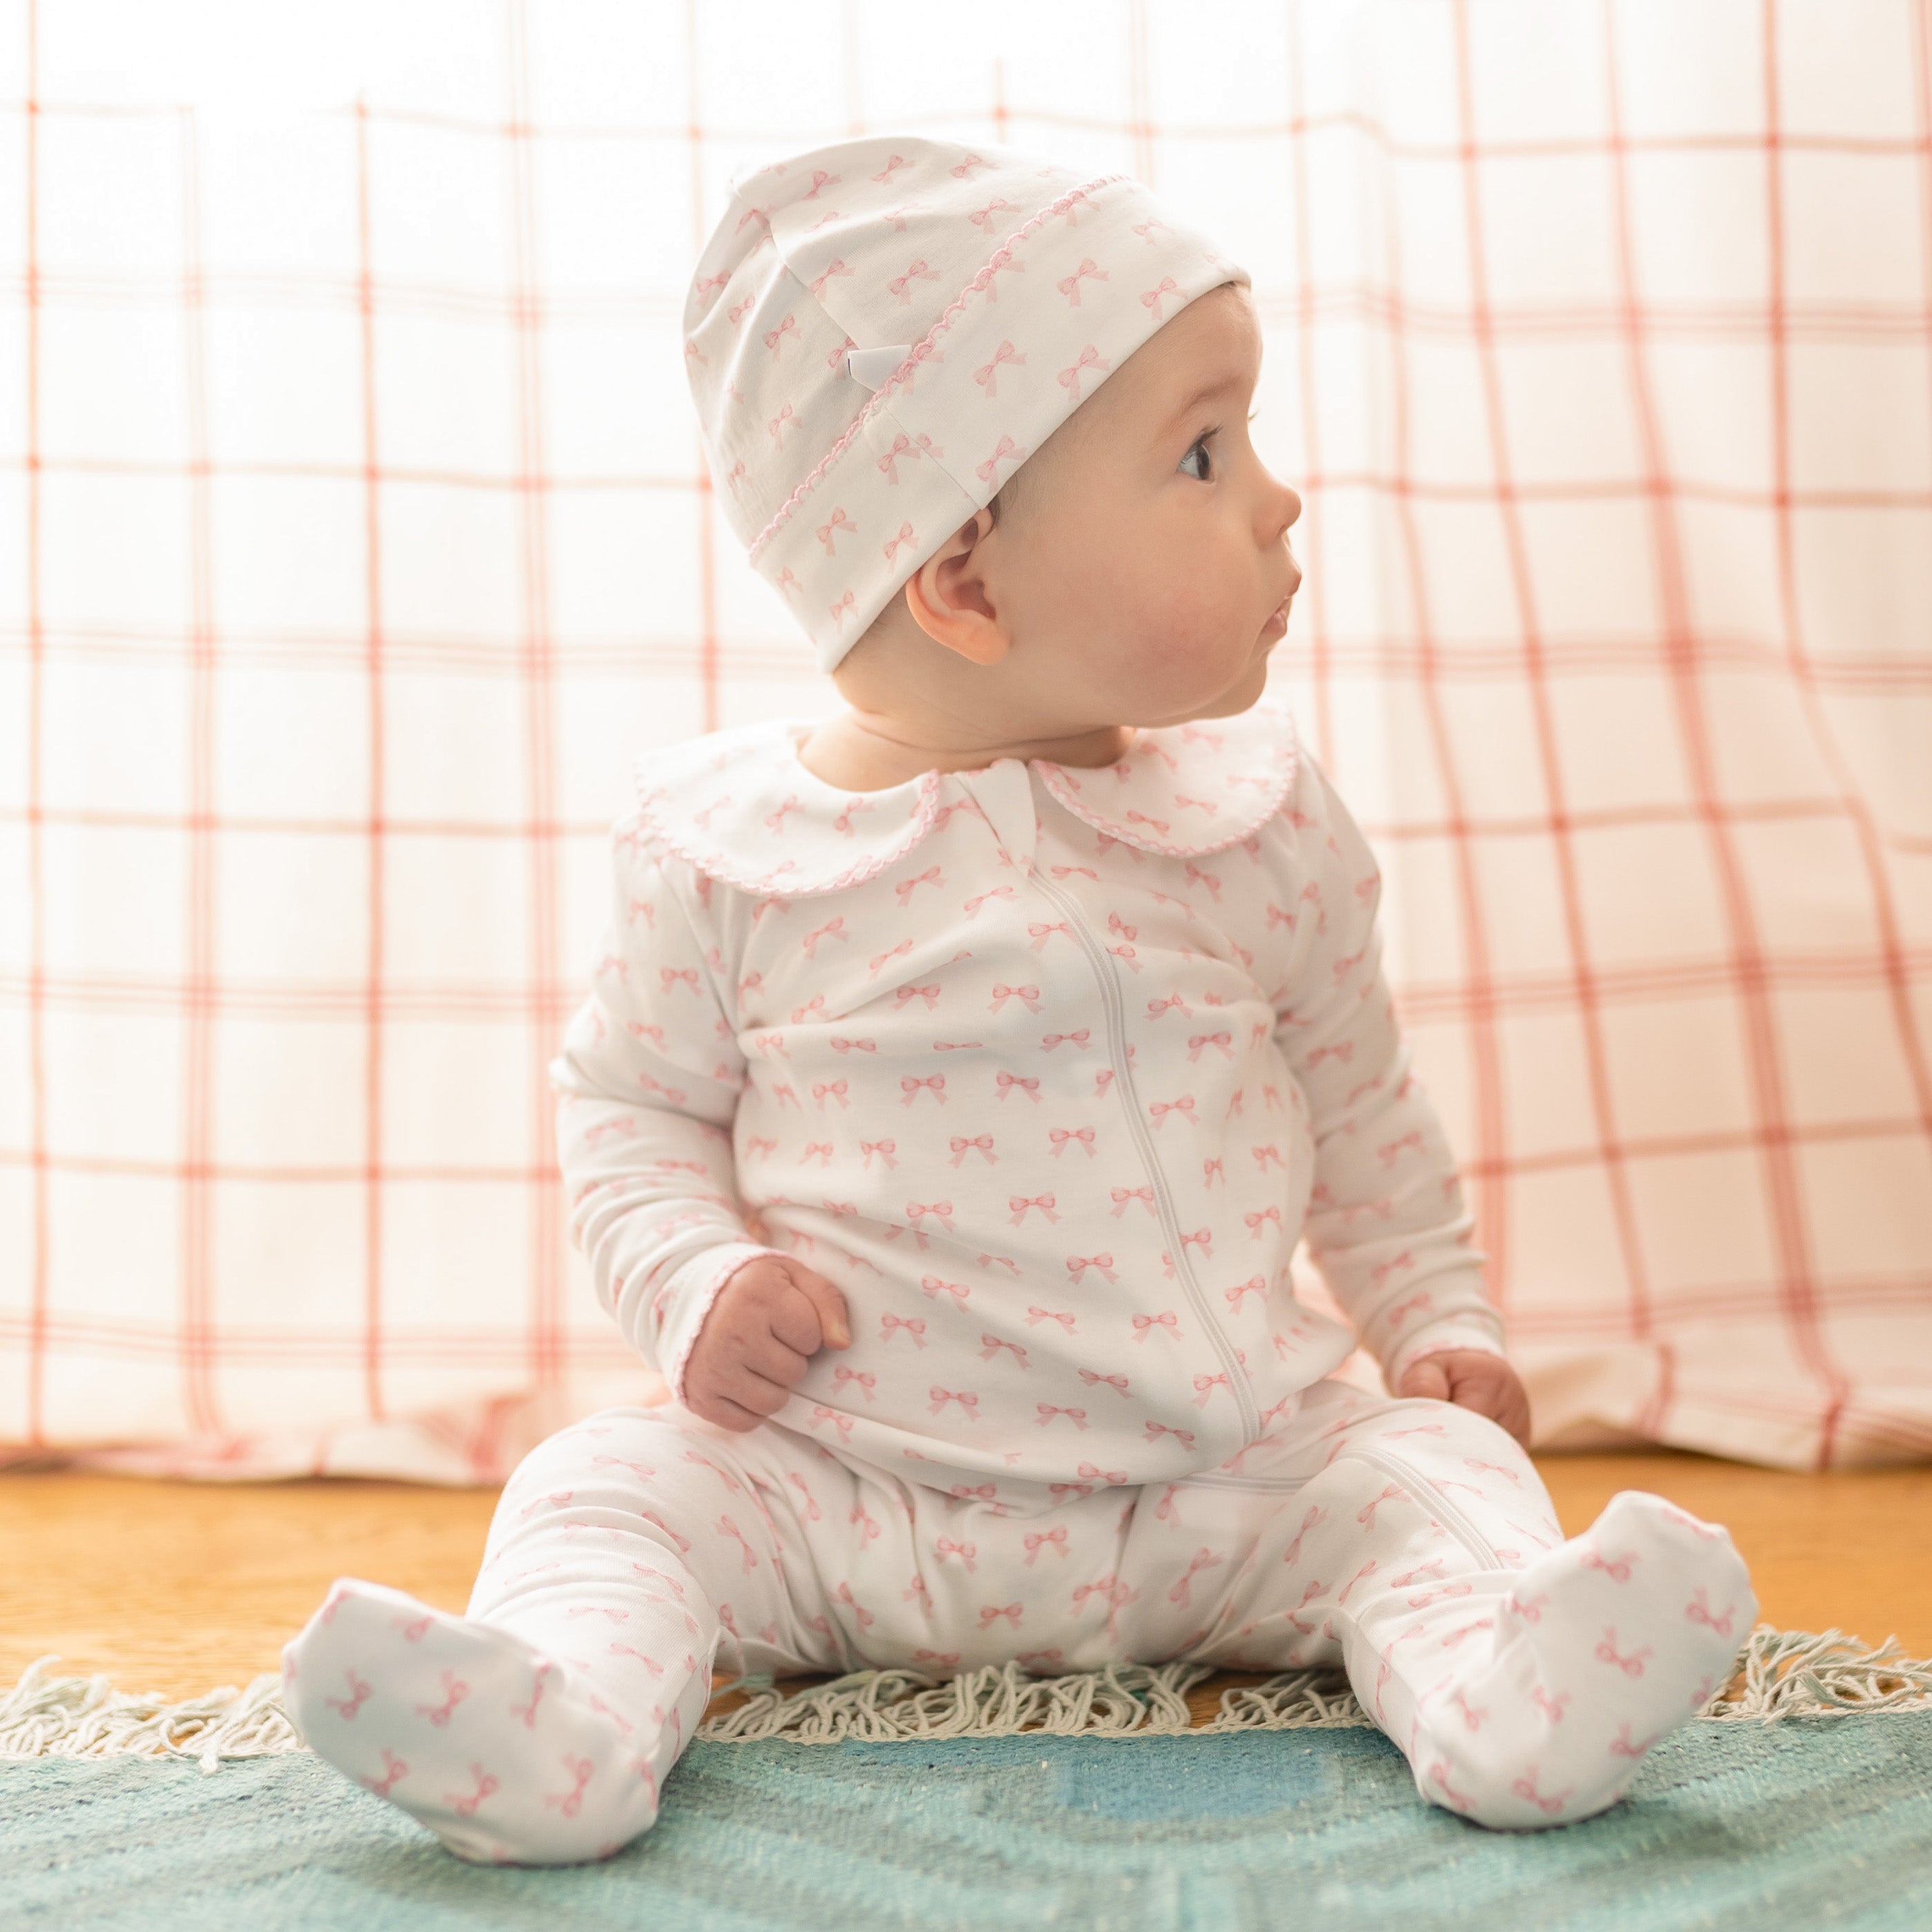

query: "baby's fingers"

left=771, top=1264, right=852, bottom=1355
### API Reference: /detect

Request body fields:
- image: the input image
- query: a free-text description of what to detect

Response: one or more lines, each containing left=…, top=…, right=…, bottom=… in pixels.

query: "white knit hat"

left=683, top=135, right=1249, bottom=674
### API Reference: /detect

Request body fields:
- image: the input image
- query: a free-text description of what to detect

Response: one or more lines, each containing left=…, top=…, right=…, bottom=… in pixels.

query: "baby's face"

left=994, top=281, right=1302, bottom=728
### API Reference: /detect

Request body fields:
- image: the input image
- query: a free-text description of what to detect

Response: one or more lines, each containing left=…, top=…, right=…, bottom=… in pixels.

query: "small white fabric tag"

left=846, top=344, right=913, bottom=392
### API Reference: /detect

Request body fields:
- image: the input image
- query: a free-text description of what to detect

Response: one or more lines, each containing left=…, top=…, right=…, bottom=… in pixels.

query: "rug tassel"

left=3, top=1625, right=1926, bottom=1763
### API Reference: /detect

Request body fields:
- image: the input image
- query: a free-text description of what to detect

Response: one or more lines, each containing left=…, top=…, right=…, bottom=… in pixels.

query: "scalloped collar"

left=632, top=700, right=1299, bottom=898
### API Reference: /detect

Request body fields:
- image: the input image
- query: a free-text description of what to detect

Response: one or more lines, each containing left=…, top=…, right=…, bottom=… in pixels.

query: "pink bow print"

left=1057, top=258, right=1109, bottom=305
left=1048, top=1127, right=1096, bottom=1158
left=978, top=1603, right=1023, bottom=1630
left=1149, top=1095, right=1197, bottom=1127
left=767, top=401, right=796, bottom=442
left=828, top=588, right=857, bottom=625
left=1027, top=921, right=1070, bottom=948
left=1036, top=1403, right=1089, bottom=1430
left=887, top=257, right=938, bottom=302
left=1147, top=994, right=1187, bottom=1018
left=905, top=1201, right=955, bottom=1243
left=832, top=1366, right=876, bottom=1401
left=880, top=1313, right=927, bottom=1347
left=808, top=257, right=852, bottom=299
left=809, top=1405, right=855, bottom=1440
left=1009, top=1193, right=1058, bottom=1225
left=900, top=1074, right=947, bottom=1105
left=1133, top=1311, right=1182, bottom=1340
left=1023, top=1525, right=1069, bottom=1562
left=1111, top=1185, right=1154, bottom=1214
left=974, top=339, right=1027, bottom=397
left=1065, top=1252, right=1116, bottom=1284
left=1077, top=1464, right=1129, bottom=1486
left=1042, top=1030, right=1090, bottom=1050
left=1058, top=343, right=1111, bottom=399
left=1140, top=275, right=1181, bottom=319
left=990, top=983, right=1041, bottom=1013
left=877, top=432, right=922, bottom=484
left=976, top=434, right=1028, bottom=485
left=933, top=1537, right=977, bottom=1570
left=928, top=1387, right=981, bottom=1419
left=922, top=1275, right=971, bottom=1307
left=1079, top=1369, right=1130, bottom=1394
left=1193, top=1372, right=1230, bottom=1405
left=1188, top=1031, right=1233, bottom=1061
left=894, top=866, right=942, bottom=902
left=996, top=1071, right=1040, bottom=1102
left=763, top=312, right=800, bottom=357
left=811, top=1079, right=848, bottom=1109
left=964, top=886, right=1016, bottom=915
left=1025, top=1306, right=1076, bottom=1332
left=817, top=506, right=855, bottom=554
left=882, top=520, right=917, bottom=563
left=948, top=1134, right=996, bottom=1165
left=1145, top=1420, right=1196, bottom=1448
left=1245, top=1206, right=1283, bottom=1235
left=859, top=1138, right=897, bottom=1167
left=659, top=966, right=698, bottom=994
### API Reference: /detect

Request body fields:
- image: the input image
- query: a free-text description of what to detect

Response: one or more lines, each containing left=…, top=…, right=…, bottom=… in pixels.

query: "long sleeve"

left=549, top=818, right=787, bottom=1401
left=1269, top=753, right=1507, bottom=1387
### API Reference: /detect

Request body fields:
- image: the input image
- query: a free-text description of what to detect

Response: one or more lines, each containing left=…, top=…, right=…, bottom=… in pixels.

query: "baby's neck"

left=797, top=711, right=1136, bottom=794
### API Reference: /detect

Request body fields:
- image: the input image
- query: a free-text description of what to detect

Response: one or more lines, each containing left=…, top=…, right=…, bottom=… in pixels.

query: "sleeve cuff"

left=1384, top=1318, right=1510, bottom=1392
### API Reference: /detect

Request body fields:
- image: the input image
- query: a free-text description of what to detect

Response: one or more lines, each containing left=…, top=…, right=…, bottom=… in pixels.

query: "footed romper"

left=284, top=1377, right=1755, bottom=1863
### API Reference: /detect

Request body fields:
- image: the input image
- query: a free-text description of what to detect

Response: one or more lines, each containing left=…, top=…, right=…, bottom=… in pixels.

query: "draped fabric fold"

left=3, top=0, right=1927, bottom=1477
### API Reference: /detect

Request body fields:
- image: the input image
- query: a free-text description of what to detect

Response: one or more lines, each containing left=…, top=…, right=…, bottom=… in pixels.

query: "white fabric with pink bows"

left=682, top=133, right=1247, bottom=673
left=549, top=695, right=1508, bottom=1501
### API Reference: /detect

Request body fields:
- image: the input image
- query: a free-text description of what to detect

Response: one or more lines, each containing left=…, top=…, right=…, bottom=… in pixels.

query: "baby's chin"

left=1182, top=647, right=1276, bottom=722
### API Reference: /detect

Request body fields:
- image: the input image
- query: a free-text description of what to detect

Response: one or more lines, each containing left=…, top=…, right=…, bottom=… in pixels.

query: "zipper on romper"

left=1347, top=1443, right=1505, bottom=1570
left=1029, top=868, right=1261, bottom=1443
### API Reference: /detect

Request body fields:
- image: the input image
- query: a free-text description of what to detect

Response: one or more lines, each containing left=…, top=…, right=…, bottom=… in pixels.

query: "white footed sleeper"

left=285, top=707, right=1756, bottom=1862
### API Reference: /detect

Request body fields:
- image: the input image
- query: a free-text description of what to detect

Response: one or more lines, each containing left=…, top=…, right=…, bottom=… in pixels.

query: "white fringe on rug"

left=3, top=1625, right=1928, bottom=1766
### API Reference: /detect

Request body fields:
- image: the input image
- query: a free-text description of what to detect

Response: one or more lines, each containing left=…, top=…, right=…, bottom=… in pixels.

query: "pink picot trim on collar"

left=630, top=702, right=1299, bottom=898
left=745, top=173, right=1128, bottom=564
left=1035, top=703, right=1298, bottom=859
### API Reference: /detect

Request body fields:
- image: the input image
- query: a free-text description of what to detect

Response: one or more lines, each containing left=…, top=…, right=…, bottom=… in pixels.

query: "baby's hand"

left=1396, top=1350, right=1531, bottom=1448
left=682, top=1256, right=851, bottom=1433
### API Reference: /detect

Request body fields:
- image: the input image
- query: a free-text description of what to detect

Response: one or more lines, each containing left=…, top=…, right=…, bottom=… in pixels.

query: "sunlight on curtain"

left=3, top=0, right=1928, bottom=1476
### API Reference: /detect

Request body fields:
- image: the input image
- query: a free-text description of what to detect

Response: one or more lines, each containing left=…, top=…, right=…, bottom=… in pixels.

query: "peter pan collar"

left=632, top=700, right=1299, bottom=899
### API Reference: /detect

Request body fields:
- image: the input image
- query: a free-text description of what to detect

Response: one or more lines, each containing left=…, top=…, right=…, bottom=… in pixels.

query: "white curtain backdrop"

left=3, top=0, right=1929, bottom=1479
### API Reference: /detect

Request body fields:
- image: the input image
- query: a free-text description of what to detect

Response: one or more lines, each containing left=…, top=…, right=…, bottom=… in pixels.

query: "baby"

left=284, top=135, right=1755, bottom=1864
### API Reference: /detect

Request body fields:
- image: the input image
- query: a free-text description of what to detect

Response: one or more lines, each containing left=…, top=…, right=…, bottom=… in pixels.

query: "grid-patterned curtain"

left=4, top=0, right=1929, bottom=1479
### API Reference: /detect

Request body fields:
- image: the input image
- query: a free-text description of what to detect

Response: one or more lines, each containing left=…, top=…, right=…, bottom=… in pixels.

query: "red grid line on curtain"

left=3, top=0, right=1929, bottom=1477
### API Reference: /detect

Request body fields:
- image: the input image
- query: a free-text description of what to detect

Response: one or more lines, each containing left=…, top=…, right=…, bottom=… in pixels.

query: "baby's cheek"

left=1117, top=594, right=1252, bottom=705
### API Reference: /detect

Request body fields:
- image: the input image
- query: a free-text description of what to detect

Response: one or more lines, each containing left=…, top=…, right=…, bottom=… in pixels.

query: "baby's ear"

left=902, top=518, right=1009, bottom=667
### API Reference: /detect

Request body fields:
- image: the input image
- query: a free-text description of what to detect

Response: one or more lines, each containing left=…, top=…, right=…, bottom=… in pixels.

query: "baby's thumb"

left=788, top=1264, right=852, bottom=1351
left=1398, top=1355, right=1452, bottom=1403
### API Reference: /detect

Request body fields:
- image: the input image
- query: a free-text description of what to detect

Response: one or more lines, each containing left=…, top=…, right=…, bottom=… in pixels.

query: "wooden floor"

left=5, top=1452, right=1928, bottom=1724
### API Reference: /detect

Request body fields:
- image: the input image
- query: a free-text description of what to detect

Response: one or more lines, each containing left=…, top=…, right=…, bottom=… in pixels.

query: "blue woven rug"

left=7, top=1716, right=1931, bottom=1930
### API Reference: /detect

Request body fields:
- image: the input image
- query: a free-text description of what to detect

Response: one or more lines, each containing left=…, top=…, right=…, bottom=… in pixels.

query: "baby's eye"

left=1178, top=432, right=1214, bottom=483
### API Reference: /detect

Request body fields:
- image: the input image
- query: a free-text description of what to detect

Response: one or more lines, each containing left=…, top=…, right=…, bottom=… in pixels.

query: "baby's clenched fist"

left=681, top=1255, right=851, bottom=1433
left=1396, top=1349, right=1532, bottom=1447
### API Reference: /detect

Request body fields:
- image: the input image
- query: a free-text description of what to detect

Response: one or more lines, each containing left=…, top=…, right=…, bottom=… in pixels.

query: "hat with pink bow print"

left=683, top=134, right=1250, bottom=673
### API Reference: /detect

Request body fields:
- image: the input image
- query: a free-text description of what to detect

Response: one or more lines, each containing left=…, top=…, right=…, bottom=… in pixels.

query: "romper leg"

left=281, top=1406, right=835, bottom=1865
left=1133, top=1381, right=1754, bottom=1831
